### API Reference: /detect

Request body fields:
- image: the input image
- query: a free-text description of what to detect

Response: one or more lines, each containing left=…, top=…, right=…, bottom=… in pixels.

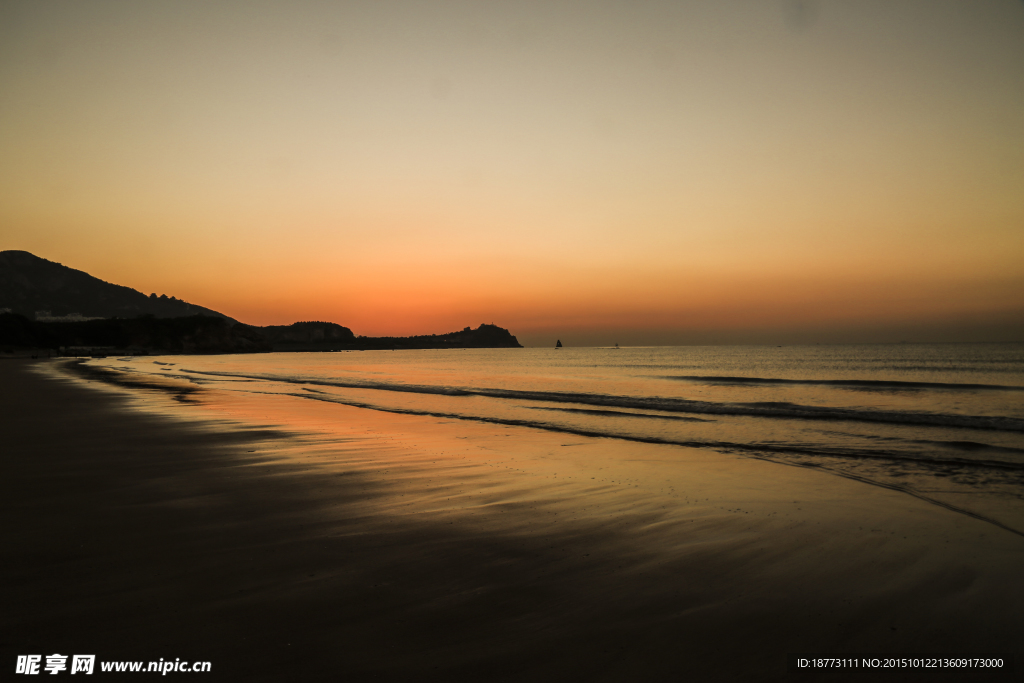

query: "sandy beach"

left=3, top=359, right=1022, bottom=681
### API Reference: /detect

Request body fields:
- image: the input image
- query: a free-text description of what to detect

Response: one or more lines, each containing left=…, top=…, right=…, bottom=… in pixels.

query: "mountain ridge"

left=0, top=250, right=234, bottom=322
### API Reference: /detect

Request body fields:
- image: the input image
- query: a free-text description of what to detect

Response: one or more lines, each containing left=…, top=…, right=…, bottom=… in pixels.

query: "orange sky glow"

left=2, top=0, right=1022, bottom=346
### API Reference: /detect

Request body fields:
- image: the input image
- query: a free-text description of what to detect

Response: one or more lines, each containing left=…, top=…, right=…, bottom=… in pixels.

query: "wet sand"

left=2, top=359, right=1022, bottom=681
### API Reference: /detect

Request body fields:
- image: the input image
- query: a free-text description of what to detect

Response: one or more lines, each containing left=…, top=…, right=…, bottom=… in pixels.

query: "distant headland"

left=0, top=251, right=522, bottom=354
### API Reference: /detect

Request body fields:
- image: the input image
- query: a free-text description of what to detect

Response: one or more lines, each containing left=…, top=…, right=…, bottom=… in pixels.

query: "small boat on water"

left=555, top=339, right=562, bottom=348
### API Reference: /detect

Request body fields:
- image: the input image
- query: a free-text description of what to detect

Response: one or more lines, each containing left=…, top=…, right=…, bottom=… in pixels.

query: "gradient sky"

left=2, top=0, right=1022, bottom=346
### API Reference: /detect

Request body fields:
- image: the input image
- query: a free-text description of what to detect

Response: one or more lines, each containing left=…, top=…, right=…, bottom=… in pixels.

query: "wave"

left=668, top=375, right=1024, bottom=392
left=288, top=389, right=1024, bottom=472
left=909, top=440, right=1024, bottom=457
left=181, top=368, right=1024, bottom=433
left=861, top=365, right=1024, bottom=373
left=525, top=406, right=714, bottom=422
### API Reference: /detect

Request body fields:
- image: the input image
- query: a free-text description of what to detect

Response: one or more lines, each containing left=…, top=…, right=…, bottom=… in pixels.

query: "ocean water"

left=89, top=343, right=1024, bottom=530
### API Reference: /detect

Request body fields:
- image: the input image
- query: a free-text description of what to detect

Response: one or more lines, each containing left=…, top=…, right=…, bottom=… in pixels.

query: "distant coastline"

left=0, top=250, right=522, bottom=354
left=0, top=314, right=522, bottom=356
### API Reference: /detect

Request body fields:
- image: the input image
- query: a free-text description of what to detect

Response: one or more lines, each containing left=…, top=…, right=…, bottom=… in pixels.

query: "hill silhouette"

left=353, top=324, right=521, bottom=350
left=0, top=251, right=523, bottom=354
left=0, top=314, right=521, bottom=354
left=0, top=250, right=233, bottom=321
left=260, top=321, right=356, bottom=351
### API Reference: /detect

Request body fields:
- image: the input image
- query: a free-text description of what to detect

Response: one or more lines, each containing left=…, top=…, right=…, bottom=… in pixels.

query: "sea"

left=87, top=342, right=1024, bottom=532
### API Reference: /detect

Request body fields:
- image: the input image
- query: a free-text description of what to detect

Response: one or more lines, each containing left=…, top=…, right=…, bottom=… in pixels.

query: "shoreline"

left=4, top=359, right=1022, bottom=680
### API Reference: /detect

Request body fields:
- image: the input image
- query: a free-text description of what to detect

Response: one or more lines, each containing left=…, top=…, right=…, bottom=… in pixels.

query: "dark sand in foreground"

left=2, top=360, right=1022, bottom=681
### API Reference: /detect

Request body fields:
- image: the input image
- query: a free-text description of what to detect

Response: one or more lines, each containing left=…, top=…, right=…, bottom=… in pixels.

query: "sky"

left=1, top=0, right=1022, bottom=346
